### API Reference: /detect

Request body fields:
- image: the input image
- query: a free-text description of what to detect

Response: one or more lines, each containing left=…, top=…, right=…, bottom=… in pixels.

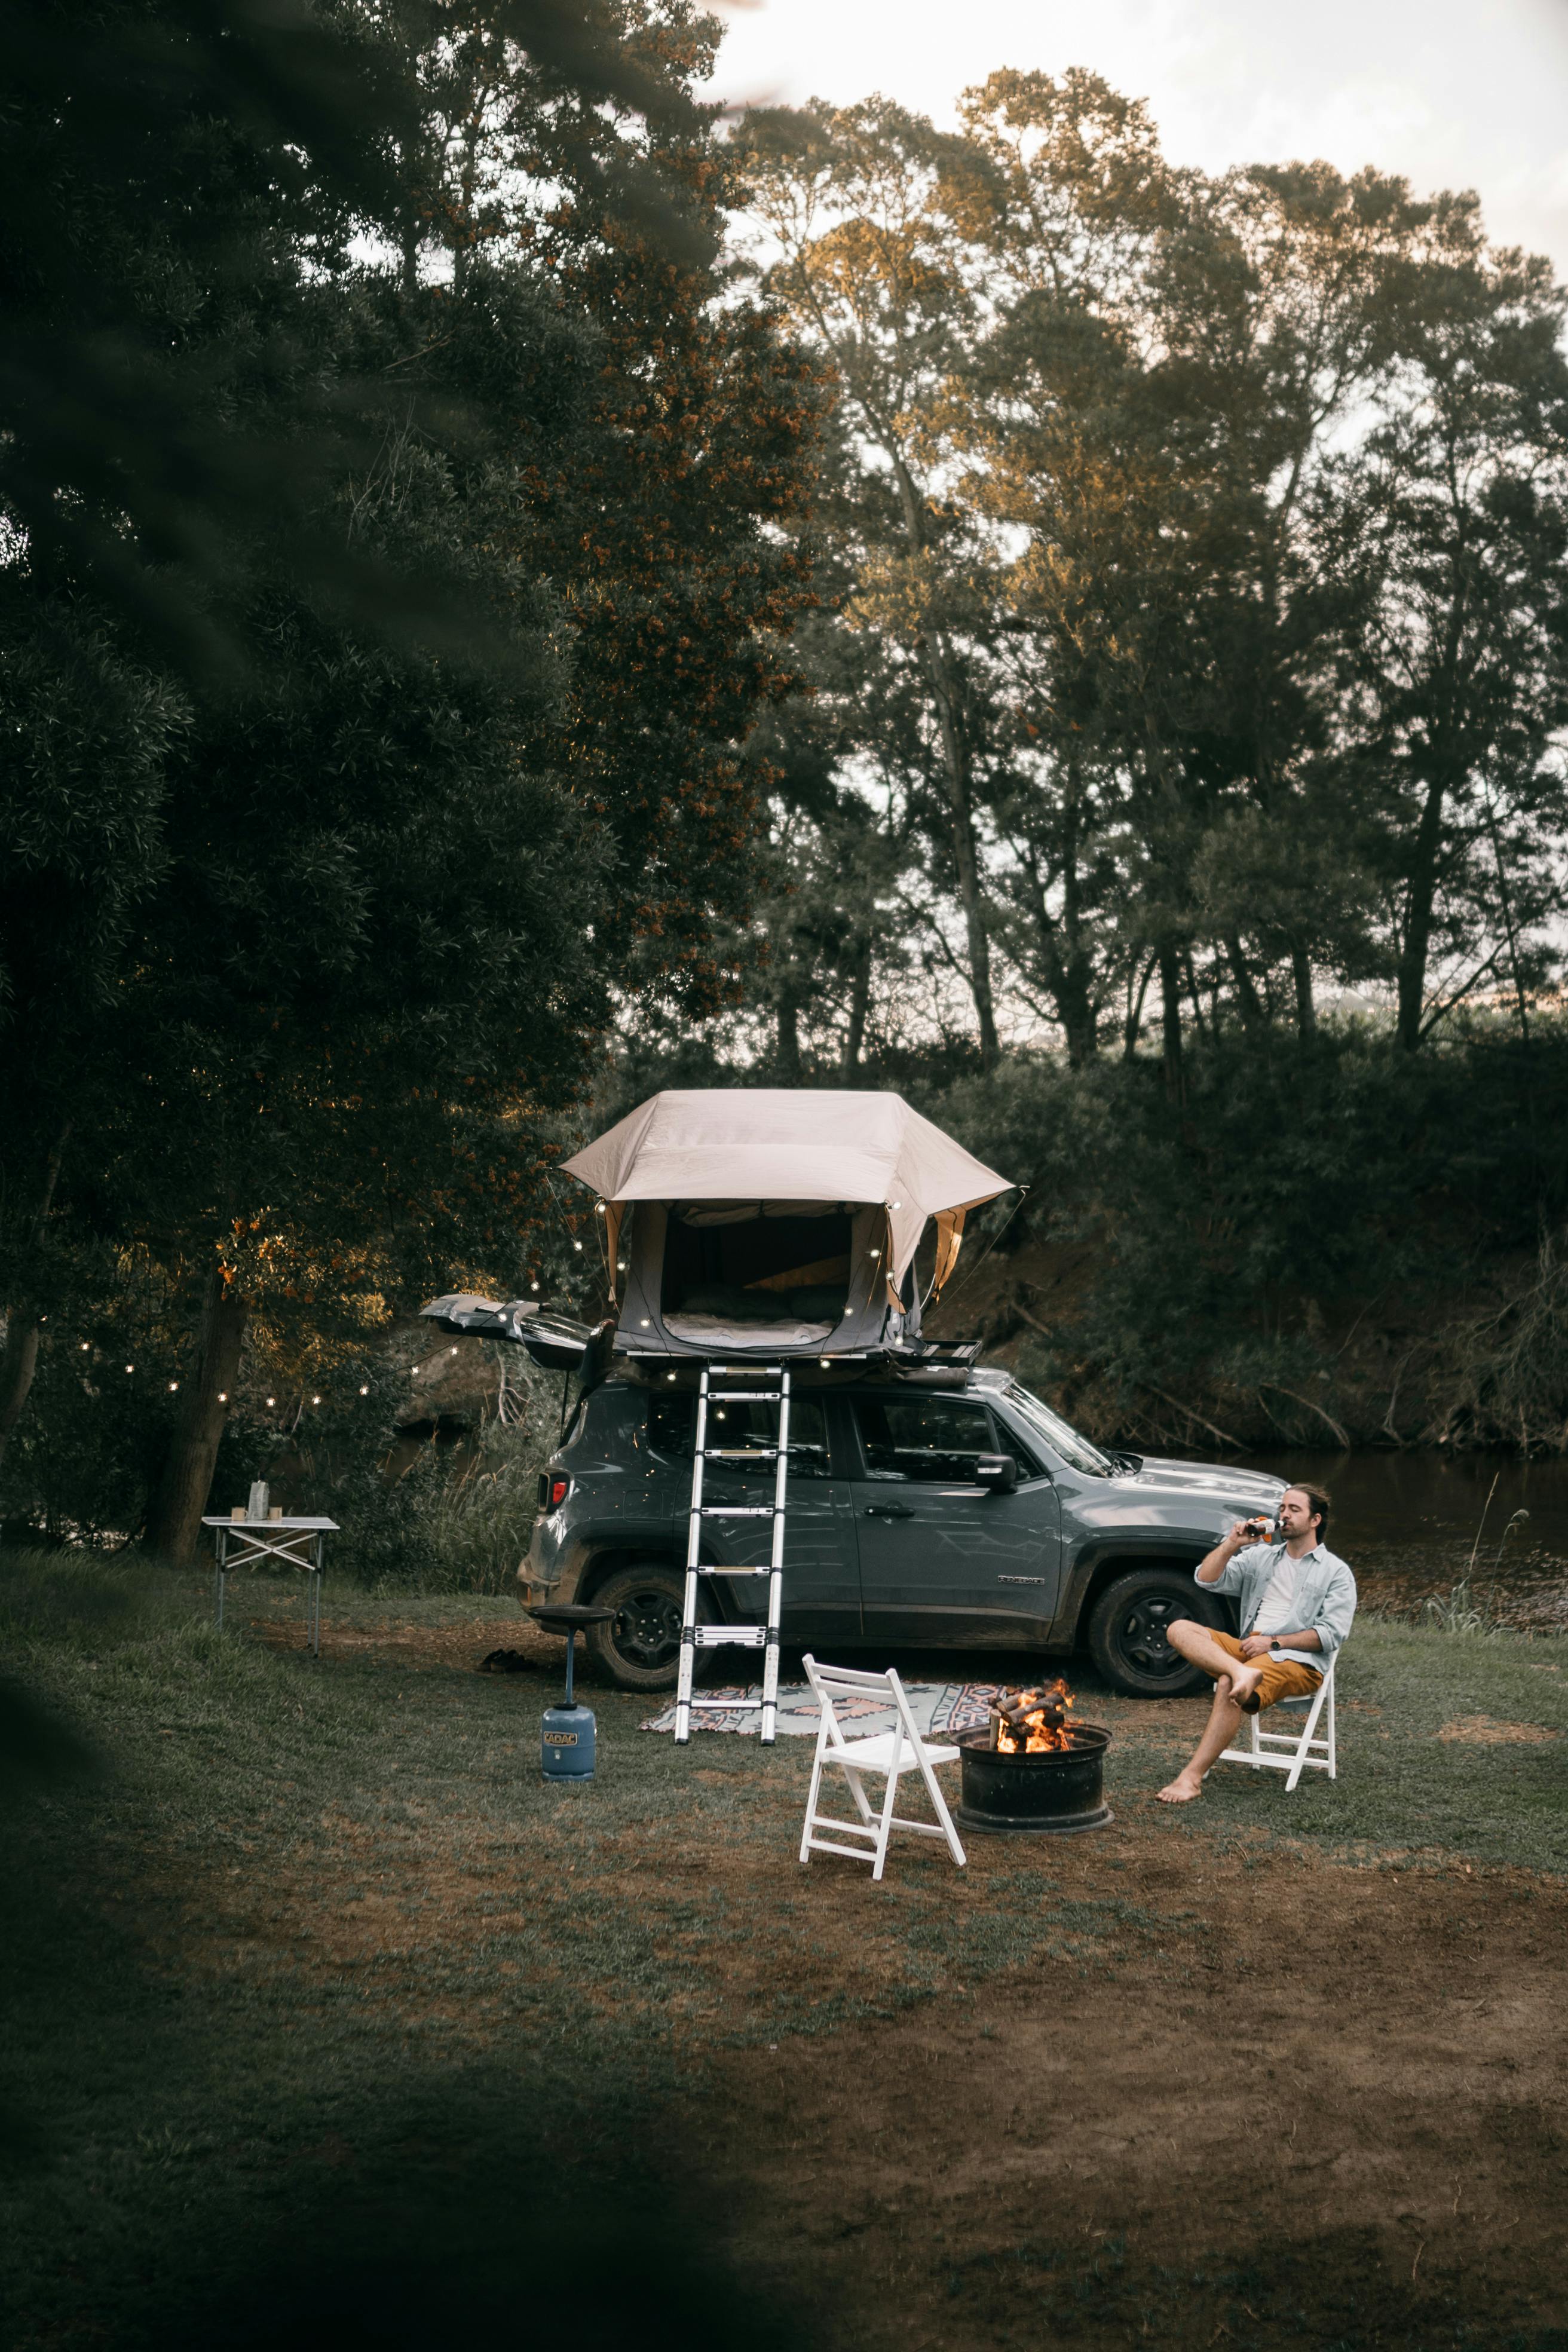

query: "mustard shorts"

left=1208, top=1629, right=1323, bottom=1715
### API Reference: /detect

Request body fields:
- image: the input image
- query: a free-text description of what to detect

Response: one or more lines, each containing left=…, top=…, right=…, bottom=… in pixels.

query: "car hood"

left=1122, top=1457, right=1286, bottom=1506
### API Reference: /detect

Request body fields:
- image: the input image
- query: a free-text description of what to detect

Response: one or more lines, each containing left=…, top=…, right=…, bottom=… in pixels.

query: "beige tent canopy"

left=562, top=1090, right=1012, bottom=1354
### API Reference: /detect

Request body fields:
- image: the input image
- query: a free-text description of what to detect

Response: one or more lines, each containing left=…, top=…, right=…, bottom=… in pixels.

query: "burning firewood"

left=987, top=1678, right=1077, bottom=1753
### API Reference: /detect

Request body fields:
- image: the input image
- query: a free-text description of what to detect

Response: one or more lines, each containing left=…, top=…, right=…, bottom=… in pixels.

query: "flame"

left=991, top=1677, right=1076, bottom=1753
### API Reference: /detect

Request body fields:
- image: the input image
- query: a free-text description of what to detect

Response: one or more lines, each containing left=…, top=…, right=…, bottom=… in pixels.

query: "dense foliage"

left=0, top=0, right=819, bottom=1550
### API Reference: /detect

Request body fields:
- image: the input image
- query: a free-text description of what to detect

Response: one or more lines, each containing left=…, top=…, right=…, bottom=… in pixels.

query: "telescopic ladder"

left=674, top=1362, right=791, bottom=1745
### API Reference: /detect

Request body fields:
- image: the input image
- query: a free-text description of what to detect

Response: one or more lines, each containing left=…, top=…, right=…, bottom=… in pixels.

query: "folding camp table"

left=201, top=1515, right=339, bottom=1656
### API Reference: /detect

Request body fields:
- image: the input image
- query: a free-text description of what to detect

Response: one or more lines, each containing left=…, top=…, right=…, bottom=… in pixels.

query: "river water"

left=1251, top=1448, right=1568, bottom=1631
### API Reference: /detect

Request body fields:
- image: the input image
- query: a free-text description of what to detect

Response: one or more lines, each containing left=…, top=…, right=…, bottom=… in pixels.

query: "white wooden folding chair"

left=1218, top=1654, right=1337, bottom=1792
left=798, top=1656, right=966, bottom=1881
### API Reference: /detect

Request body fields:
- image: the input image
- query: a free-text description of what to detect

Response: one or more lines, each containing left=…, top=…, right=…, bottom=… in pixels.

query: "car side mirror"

left=974, top=1453, right=1018, bottom=1496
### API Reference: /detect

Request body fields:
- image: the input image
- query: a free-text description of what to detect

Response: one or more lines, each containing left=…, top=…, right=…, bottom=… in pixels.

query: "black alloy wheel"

left=584, top=1563, right=703, bottom=1693
left=1086, top=1569, right=1219, bottom=1698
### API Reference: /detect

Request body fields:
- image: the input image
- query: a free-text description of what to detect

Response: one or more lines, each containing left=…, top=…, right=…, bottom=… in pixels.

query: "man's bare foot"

left=1227, top=1660, right=1264, bottom=1710
left=1156, top=1772, right=1203, bottom=1803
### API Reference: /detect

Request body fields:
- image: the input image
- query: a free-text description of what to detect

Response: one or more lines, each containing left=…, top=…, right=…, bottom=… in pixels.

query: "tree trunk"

left=1122, top=954, right=1155, bottom=1060
left=1056, top=767, right=1097, bottom=1065
left=841, top=949, right=871, bottom=1076
left=1225, top=934, right=1268, bottom=1036
left=887, top=457, right=997, bottom=1067
left=929, top=712, right=999, bottom=1067
left=1159, top=948, right=1185, bottom=1103
left=0, top=1123, right=71, bottom=1485
left=145, top=1264, right=249, bottom=1566
left=1291, top=947, right=1317, bottom=1040
left=1396, top=776, right=1447, bottom=1050
left=776, top=988, right=802, bottom=1082
left=0, top=1313, right=43, bottom=1482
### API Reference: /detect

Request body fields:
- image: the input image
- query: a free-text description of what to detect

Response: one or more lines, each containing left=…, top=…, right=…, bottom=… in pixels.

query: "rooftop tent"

left=561, top=1088, right=1013, bottom=1358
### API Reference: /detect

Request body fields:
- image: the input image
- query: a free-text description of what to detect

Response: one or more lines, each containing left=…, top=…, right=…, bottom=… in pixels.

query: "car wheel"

left=1086, top=1569, right=1221, bottom=1698
left=583, top=1563, right=707, bottom=1693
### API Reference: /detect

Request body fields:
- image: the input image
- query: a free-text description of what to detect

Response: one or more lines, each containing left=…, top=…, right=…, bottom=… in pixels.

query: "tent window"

left=661, top=1209, right=853, bottom=1327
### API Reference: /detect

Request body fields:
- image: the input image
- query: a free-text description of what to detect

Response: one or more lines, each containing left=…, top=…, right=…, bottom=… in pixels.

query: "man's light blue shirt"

left=1196, top=1539, right=1356, bottom=1670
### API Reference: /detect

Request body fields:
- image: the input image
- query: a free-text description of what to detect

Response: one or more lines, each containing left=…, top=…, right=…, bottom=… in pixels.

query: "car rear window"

left=647, top=1390, right=829, bottom=1478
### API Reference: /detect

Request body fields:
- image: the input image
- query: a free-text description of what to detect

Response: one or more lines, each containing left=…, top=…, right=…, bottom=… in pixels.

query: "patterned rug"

left=640, top=1680, right=1007, bottom=1738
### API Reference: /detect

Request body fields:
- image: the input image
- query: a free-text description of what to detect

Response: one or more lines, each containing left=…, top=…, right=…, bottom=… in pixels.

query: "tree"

left=1, top=0, right=821, bottom=1554
left=1334, top=205, right=1568, bottom=1046
left=737, top=97, right=1006, bottom=1064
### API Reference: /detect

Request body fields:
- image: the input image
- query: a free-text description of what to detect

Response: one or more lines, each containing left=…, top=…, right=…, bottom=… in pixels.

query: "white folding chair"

left=798, top=1656, right=966, bottom=1881
left=1219, top=1654, right=1337, bottom=1791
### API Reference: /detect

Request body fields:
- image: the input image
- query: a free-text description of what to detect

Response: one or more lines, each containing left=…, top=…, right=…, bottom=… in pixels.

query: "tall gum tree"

left=736, top=97, right=1003, bottom=1064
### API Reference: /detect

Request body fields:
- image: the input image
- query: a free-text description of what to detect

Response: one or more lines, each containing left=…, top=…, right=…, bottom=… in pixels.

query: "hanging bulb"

left=218, top=1392, right=228, bottom=1403
left=572, top=1240, right=583, bottom=1252
left=266, top=1396, right=276, bottom=1407
left=124, top=1364, right=134, bottom=1374
left=311, top=1394, right=321, bottom=1405
left=359, top=1385, right=369, bottom=1396
left=450, top=1345, right=458, bottom=1355
left=79, top=1341, right=90, bottom=1352
left=168, top=1380, right=179, bottom=1392
left=531, top=1281, right=540, bottom=1292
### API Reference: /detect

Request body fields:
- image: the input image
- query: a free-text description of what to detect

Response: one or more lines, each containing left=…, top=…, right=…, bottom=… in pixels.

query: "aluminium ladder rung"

left=676, top=1362, right=790, bottom=1745
left=688, top=1694, right=768, bottom=1710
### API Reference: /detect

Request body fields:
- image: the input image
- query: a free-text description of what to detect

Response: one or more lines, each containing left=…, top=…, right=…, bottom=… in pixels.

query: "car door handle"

left=864, top=1502, right=915, bottom=1520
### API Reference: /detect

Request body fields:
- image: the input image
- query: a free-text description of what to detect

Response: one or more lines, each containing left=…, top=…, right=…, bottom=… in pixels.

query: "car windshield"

left=1003, top=1383, right=1116, bottom=1477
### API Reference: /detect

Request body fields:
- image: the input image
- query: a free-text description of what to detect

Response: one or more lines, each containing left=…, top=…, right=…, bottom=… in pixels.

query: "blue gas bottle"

left=528, top=1603, right=612, bottom=1784
left=541, top=1699, right=596, bottom=1780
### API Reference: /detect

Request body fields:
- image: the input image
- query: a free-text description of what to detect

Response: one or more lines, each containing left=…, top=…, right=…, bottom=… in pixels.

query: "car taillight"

left=549, top=1476, right=570, bottom=1509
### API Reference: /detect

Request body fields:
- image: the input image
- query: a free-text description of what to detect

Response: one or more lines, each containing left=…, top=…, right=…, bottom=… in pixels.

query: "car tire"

left=583, top=1562, right=710, bottom=1693
left=1086, top=1569, right=1223, bottom=1698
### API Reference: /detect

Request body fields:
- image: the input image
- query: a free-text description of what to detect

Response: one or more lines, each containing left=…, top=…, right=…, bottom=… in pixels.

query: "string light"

left=265, top=1396, right=275, bottom=1407
left=530, top=1281, right=540, bottom=1292
left=79, top=1342, right=90, bottom=1352
left=359, top=1384, right=369, bottom=1395
left=167, top=1380, right=179, bottom=1392
left=311, top=1394, right=321, bottom=1405
left=572, top=1240, right=583, bottom=1252
left=124, top=1364, right=134, bottom=1374
left=218, top=1392, right=228, bottom=1403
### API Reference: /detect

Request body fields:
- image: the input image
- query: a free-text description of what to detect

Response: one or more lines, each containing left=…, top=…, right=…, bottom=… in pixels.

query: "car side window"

left=647, top=1391, right=829, bottom=1478
left=852, top=1395, right=1002, bottom=1484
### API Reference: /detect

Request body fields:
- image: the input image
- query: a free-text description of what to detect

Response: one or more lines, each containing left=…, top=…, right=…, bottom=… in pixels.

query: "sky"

left=709, top=0, right=1568, bottom=275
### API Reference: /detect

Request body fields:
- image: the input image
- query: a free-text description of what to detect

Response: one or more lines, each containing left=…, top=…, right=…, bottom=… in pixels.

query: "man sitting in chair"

left=1156, top=1484, right=1355, bottom=1805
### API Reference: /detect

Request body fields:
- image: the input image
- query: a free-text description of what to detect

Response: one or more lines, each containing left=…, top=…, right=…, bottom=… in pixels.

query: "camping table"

left=201, top=1516, right=339, bottom=1657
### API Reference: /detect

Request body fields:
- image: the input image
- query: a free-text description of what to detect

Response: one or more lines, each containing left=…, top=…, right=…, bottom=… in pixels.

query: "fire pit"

left=956, top=1681, right=1113, bottom=1836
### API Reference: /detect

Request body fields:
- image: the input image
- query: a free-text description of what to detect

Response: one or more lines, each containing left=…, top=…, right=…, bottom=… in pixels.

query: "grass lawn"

left=3, top=1554, right=1567, bottom=2351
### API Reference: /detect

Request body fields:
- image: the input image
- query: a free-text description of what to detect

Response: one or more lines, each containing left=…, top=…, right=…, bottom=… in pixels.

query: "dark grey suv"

left=521, top=1368, right=1284, bottom=1698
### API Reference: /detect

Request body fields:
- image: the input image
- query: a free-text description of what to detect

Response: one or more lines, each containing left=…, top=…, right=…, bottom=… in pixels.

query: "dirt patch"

left=699, top=1846, right=1568, bottom=2350
left=252, top=1614, right=553, bottom=1675
left=1438, top=1714, right=1561, bottom=1745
